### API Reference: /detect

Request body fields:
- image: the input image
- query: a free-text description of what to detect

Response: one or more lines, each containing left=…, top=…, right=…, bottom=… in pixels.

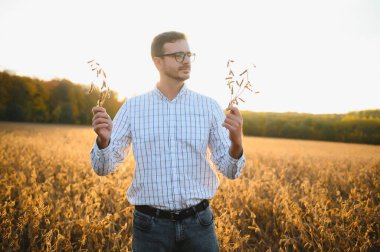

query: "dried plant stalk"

left=225, top=59, right=259, bottom=108
left=87, top=60, right=110, bottom=107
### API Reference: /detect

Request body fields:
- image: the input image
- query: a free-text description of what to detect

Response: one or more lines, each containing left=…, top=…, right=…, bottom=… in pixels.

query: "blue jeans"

left=132, top=206, right=219, bottom=252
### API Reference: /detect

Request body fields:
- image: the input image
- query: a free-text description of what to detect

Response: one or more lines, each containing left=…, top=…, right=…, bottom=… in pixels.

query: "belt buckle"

left=170, top=211, right=181, bottom=221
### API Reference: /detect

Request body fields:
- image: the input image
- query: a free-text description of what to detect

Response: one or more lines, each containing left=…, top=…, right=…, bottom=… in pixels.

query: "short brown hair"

left=151, top=31, right=187, bottom=58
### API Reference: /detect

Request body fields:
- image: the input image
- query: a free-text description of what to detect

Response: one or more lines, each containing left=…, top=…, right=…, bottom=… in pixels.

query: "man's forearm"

left=229, top=142, right=243, bottom=159
left=97, top=137, right=110, bottom=149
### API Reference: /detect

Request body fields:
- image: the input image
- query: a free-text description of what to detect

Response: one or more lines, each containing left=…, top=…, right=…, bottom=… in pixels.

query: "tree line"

left=1, top=71, right=379, bottom=144
left=242, top=110, right=380, bottom=145
left=0, top=71, right=123, bottom=125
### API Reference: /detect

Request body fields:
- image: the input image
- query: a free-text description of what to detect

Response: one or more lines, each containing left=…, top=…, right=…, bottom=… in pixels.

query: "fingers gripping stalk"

left=92, top=106, right=113, bottom=149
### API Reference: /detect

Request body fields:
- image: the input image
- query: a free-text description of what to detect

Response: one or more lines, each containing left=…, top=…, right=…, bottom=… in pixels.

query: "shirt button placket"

left=169, top=101, right=180, bottom=209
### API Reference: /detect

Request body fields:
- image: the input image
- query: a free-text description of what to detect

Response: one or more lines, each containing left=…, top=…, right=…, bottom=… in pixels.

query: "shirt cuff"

left=228, top=151, right=246, bottom=179
left=93, top=138, right=111, bottom=156
left=228, top=151, right=244, bottom=165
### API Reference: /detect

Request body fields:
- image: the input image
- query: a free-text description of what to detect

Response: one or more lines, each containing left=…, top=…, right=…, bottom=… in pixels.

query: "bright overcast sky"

left=0, top=0, right=379, bottom=114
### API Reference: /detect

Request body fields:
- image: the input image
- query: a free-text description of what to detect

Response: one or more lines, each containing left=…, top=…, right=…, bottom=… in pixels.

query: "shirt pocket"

left=176, top=113, right=210, bottom=153
left=133, top=129, right=162, bottom=159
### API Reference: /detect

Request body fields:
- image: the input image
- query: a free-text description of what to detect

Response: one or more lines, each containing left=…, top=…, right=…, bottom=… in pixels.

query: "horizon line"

left=1, top=68, right=379, bottom=115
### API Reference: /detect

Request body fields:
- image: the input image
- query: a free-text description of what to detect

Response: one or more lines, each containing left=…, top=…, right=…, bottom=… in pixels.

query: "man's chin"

left=167, top=72, right=190, bottom=82
left=177, top=74, right=190, bottom=81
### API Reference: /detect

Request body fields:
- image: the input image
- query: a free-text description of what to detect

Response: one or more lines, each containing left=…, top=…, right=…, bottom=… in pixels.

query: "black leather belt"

left=135, top=199, right=209, bottom=221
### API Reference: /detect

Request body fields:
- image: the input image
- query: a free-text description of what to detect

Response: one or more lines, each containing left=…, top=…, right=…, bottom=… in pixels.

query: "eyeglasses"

left=159, top=51, right=196, bottom=63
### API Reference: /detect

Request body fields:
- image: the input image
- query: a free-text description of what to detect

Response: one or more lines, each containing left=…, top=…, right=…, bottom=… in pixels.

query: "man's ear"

left=152, top=57, right=162, bottom=70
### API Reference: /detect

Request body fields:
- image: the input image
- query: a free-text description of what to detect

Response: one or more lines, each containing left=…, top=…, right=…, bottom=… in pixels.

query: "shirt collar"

left=153, top=83, right=188, bottom=102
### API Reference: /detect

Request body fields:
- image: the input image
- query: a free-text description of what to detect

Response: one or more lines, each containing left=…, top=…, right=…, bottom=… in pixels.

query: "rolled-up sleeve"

left=208, top=100, right=246, bottom=179
left=90, top=100, right=132, bottom=176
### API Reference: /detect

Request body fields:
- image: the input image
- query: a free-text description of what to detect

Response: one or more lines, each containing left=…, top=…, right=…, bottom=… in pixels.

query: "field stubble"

left=0, top=122, right=379, bottom=251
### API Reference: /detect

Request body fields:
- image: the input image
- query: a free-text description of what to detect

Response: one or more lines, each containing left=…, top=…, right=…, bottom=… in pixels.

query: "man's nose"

left=182, top=54, right=191, bottom=64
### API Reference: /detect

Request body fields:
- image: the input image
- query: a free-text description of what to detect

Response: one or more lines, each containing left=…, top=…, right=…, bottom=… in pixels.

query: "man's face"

left=159, top=39, right=192, bottom=82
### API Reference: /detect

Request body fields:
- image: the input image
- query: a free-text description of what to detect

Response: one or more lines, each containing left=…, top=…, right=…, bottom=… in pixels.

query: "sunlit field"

left=0, top=122, right=379, bottom=251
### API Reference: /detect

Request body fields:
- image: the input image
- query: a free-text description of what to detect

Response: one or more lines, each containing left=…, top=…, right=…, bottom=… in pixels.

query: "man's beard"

left=164, top=68, right=190, bottom=82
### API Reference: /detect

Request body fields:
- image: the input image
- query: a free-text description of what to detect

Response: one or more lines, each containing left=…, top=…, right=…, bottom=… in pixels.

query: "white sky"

left=0, top=0, right=379, bottom=114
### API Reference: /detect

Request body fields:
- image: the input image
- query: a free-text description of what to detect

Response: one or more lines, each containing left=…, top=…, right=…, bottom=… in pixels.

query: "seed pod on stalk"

left=87, top=60, right=110, bottom=107
left=225, top=59, right=259, bottom=109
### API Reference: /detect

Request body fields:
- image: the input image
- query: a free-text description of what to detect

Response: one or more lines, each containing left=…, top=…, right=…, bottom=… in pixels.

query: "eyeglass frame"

left=157, top=51, right=196, bottom=63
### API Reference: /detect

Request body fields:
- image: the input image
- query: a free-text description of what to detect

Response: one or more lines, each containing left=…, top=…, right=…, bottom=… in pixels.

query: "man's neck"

left=156, top=79, right=185, bottom=101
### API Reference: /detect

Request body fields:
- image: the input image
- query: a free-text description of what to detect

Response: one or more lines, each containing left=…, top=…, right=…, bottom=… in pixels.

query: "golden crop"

left=0, top=122, right=379, bottom=251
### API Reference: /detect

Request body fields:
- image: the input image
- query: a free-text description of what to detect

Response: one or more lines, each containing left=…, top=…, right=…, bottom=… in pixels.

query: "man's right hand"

left=92, top=106, right=113, bottom=149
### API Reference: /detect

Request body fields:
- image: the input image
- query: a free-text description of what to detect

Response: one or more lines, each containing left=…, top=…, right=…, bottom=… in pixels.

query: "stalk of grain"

left=87, top=59, right=110, bottom=107
left=225, top=59, right=259, bottom=108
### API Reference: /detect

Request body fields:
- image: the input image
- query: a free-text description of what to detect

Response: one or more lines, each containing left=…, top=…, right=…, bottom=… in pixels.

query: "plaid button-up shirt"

left=90, top=84, right=246, bottom=210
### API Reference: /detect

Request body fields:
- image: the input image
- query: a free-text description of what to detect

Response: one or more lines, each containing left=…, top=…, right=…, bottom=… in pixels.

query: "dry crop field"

left=0, top=122, right=379, bottom=251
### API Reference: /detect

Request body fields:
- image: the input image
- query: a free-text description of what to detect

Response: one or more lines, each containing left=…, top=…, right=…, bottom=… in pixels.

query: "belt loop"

left=192, top=206, right=197, bottom=214
left=155, top=208, right=160, bottom=218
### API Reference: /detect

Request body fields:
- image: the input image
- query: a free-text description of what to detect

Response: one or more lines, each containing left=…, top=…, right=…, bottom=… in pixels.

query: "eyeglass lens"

left=175, top=52, right=195, bottom=63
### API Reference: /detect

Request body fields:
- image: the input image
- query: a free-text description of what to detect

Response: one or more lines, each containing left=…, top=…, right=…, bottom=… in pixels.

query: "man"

left=91, top=31, right=245, bottom=252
